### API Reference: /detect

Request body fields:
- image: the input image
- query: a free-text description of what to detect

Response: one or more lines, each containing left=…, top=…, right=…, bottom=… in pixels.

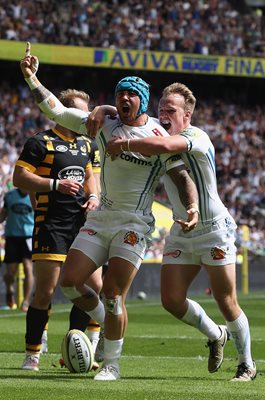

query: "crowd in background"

left=0, top=0, right=264, bottom=259
left=1, top=81, right=264, bottom=259
left=0, top=0, right=265, bottom=58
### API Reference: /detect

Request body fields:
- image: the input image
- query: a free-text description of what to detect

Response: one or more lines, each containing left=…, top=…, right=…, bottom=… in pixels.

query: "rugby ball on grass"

left=61, top=329, right=94, bottom=373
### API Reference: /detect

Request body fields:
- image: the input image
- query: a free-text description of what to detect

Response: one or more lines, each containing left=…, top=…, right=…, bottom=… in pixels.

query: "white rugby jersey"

left=38, top=97, right=184, bottom=214
left=164, top=125, right=229, bottom=227
left=97, top=115, right=184, bottom=213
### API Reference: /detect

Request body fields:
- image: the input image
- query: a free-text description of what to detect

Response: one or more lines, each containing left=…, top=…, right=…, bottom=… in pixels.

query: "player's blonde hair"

left=59, top=89, right=91, bottom=110
left=162, top=82, right=196, bottom=114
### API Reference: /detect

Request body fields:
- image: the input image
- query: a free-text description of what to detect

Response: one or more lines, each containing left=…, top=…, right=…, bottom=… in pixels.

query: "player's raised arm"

left=86, top=105, right=118, bottom=138
left=20, top=42, right=88, bottom=135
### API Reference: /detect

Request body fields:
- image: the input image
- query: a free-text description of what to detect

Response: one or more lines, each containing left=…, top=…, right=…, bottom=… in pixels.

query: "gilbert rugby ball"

left=61, top=329, right=94, bottom=373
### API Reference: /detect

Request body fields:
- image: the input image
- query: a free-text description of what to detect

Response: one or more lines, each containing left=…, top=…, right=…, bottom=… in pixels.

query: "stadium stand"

left=0, top=0, right=264, bottom=261
left=0, top=81, right=264, bottom=258
left=0, top=0, right=264, bottom=57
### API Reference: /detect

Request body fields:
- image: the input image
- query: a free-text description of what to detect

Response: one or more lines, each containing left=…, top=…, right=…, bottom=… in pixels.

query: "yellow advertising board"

left=1, top=40, right=265, bottom=78
left=141, top=201, right=172, bottom=264
left=152, top=201, right=172, bottom=232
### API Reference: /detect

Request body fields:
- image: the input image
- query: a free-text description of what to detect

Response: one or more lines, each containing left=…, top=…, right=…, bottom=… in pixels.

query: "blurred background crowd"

left=1, top=0, right=264, bottom=57
left=0, top=80, right=264, bottom=258
left=0, top=0, right=264, bottom=260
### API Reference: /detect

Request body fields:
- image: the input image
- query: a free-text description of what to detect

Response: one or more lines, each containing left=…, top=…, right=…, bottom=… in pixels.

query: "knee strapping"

left=105, top=296, right=123, bottom=315
left=61, top=286, right=82, bottom=300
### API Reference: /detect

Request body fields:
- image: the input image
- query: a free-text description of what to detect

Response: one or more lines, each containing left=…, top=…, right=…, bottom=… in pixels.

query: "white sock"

left=87, top=300, right=105, bottom=326
left=181, top=299, right=221, bottom=341
left=86, top=330, right=100, bottom=353
left=226, top=311, right=253, bottom=367
left=26, top=352, right=40, bottom=360
left=104, top=338, right=124, bottom=367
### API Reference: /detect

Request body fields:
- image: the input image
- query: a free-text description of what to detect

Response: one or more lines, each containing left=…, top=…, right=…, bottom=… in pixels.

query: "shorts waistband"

left=178, top=215, right=236, bottom=238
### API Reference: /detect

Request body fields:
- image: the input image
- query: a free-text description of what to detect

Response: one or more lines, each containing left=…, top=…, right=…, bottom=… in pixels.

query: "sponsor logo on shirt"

left=58, top=166, right=85, bottom=184
left=69, top=143, right=79, bottom=155
left=11, top=203, right=32, bottom=215
left=120, top=153, right=153, bottom=166
left=41, top=246, right=50, bottom=252
left=152, top=128, right=165, bottom=136
left=56, top=145, right=68, bottom=152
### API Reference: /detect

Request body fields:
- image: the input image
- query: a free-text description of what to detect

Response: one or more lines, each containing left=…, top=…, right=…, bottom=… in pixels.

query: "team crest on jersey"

left=211, top=247, right=226, bottom=260
left=163, top=250, right=181, bottom=258
left=80, top=228, right=97, bottom=235
left=124, top=231, right=139, bottom=246
left=56, top=145, right=68, bottom=152
left=80, top=145, right=87, bottom=154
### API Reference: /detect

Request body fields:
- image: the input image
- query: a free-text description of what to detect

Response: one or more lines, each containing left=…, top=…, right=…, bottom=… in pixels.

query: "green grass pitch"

left=0, top=293, right=264, bottom=400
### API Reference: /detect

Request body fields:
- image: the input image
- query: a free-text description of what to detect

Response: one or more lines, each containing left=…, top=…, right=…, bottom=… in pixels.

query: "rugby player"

left=20, top=45, right=199, bottom=380
left=106, top=82, right=257, bottom=382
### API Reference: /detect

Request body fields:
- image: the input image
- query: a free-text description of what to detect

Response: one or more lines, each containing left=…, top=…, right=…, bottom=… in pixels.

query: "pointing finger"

left=25, top=42, right=31, bottom=57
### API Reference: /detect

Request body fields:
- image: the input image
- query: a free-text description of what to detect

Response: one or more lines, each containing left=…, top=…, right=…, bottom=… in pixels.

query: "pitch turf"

left=0, top=293, right=264, bottom=400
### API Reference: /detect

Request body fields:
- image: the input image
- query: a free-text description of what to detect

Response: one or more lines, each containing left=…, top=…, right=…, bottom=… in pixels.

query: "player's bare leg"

left=205, top=263, right=256, bottom=380
left=94, top=257, right=138, bottom=381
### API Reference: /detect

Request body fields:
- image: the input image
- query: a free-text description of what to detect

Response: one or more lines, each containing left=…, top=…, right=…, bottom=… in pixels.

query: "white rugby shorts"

left=70, top=210, right=154, bottom=269
left=162, top=215, right=237, bottom=266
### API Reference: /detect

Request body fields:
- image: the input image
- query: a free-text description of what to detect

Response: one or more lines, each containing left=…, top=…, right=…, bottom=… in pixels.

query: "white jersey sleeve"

left=38, top=93, right=89, bottom=135
left=162, top=154, right=185, bottom=172
left=164, top=125, right=229, bottom=226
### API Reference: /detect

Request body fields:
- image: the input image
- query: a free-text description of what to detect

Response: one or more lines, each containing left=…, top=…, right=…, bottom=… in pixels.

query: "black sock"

left=69, top=304, right=91, bottom=331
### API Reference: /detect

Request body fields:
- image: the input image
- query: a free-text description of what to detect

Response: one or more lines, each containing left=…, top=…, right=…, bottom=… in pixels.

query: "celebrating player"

left=20, top=44, right=199, bottom=380
left=106, top=82, right=257, bottom=382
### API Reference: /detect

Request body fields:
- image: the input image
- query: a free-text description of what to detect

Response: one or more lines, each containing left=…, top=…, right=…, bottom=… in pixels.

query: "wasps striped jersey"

left=16, top=128, right=99, bottom=221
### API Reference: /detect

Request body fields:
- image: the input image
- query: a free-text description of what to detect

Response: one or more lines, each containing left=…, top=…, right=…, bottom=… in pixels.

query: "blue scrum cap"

left=115, top=76, right=150, bottom=116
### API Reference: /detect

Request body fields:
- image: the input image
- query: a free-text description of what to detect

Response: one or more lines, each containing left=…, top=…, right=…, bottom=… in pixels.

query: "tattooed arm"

left=20, top=43, right=88, bottom=134
left=167, top=167, right=199, bottom=232
left=20, top=42, right=116, bottom=136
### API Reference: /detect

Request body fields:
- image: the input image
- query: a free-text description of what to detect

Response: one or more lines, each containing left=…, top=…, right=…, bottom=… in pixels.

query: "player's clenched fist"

left=57, top=179, right=83, bottom=197
left=20, top=41, right=39, bottom=78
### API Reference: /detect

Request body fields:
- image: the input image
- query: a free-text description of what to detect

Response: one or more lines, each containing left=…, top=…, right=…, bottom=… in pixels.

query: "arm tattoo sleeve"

left=168, top=167, right=198, bottom=209
left=32, top=85, right=51, bottom=104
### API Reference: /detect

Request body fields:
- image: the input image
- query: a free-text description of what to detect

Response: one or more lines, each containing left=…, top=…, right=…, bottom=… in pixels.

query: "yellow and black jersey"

left=16, top=128, right=100, bottom=261
left=16, top=128, right=99, bottom=220
left=90, top=138, right=100, bottom=174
